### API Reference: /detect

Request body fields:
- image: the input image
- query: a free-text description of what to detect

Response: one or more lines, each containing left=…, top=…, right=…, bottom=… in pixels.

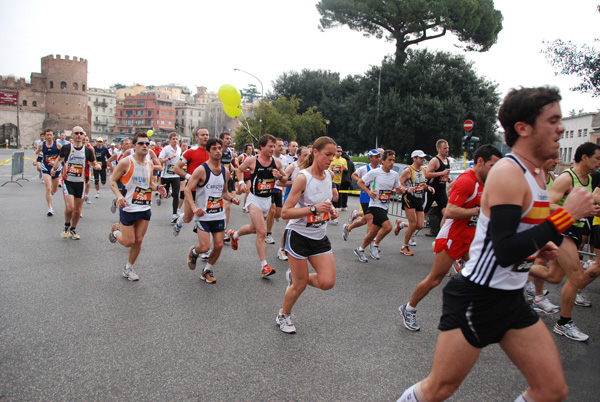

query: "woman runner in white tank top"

left=276, top=136, right=340, bottom=334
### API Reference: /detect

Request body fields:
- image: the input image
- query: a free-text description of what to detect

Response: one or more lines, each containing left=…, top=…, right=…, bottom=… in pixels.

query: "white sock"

left=204, top=263, right=213, bottom=272
left=406, top=303, right=417, bottom=312
left=126, top=262, right=133, bottom=270
left=397, top=383, right=421, bottom=402
left=261, top=260, right=267, bottom=268
left=358, top=247, right=364, bottom=252
left=232, top=231, right=239, bottom=240
left=176, top=215, right=183, bottom=226
left=514, top=391, right=532, bottom=402
left=192, top=248, right=198, bottom=256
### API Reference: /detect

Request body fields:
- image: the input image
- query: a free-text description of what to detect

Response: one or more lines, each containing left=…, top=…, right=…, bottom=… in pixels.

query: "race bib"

left=45, top=155, right=57, bottom=165
left=166, top=165, right=175, bottom=174
left=66, top=163, right=83, bottom=177
left=378, top=190, right=392, bottom=202
left=256, top=178, right=274, bottom=195
left=468, top=214, right=479, bottom=227
left=306, top=211, right=331, bottom=228
left=439, top=175, right=450, bottom=182
left=331, top=165, right=342, bottom=174
left=206, top=196, right=224, bottom=214
left=132, top=187, right=151, bottom=205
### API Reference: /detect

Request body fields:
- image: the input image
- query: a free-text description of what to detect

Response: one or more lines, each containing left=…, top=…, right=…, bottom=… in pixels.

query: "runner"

left=50, top=126, right=100, bottom=240
left=398, top=144, right=501, bottom=331
left=186, top=138, right=240, bottom=283
left=219, top=132, right=237, bottom=242
left=229, top=134, right=288, bottom=278
left=107, top=138, right=132, bottom=214
left=353, top=150, right=404, bottom=263
left=424, top=139, right=453, bottom=237
left=93, top=138, right=110, bottom=198
left=328, top=145, right=347, bottom=223
left=399, top=150, right=434, bottom=256
left=265, top=138, right=288, bottom=244
left=237, top=144, right=255, bottom=212
left=35, top=129, right=62, bottom=216
left=158, top=133, right=182, bottom=223
left=397, top=86, right=593, bottom=402
left=277, top=136, right=339, bottom=333
left=172, top=128, right=210, bottom=235
left=283, top=140, right=299, bottom=203
left=108, top=131, right=167, bottom=281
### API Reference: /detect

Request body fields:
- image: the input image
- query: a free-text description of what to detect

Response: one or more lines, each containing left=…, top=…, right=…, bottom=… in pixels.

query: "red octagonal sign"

left=464, top=120, right=474, bottom=131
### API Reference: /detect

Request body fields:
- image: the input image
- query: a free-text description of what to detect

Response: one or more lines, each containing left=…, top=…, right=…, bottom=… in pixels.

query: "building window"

left=73, top=83, right=78, bottom=91
left=32, top=101, right=37, bottom=107
left=169, top=112, right=173, bottom=116
left=181, top=110, right=185, bottom=116
left=49, top=81, right=54, bottom=89
left=578, top=129, right=582, bottom=137
left=61, top=81, right=67, bottom=89
left=120, top=111, right=123, bottom=116
left=148, top=111, right=152, bottom=117
left=126, top=119, right=133, bottom=126
left=82, top=84, right=85, bottom=91
left=198, top=112, right=201, bottom=117
left=22, top=100, right=27, bottom=106
left=162, top=111, right=165, bottom=115
left=584, top=129, right=588, bottom=137
left=568, top=147, right=572, bottom=162
left=161, top=120, right=165, bottom=125
left=156, top=120, right=159, bottom=124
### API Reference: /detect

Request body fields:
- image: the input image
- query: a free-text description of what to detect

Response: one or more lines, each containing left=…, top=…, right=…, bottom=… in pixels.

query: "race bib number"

left=439, top=175, right=450, bottom=182
left=512, top=259, right=533, bottom=273
left=306, top=211, right=331, bottom=228
left=66, top=163, right=83, bottom=177
left=206, top=196, right=223, bottom=214
left=45, top=155, right=57, bottom=165
left=166, top=165, right=175, bottom=174
left=468, top=214, right=479, bottom=227
left=331, top=165, right=342, bottom=174
left=256, top=178, right=274, bottom=195
left=132, top=187, right=151, bottom=205
left=378, top=190, right=392, bottom=203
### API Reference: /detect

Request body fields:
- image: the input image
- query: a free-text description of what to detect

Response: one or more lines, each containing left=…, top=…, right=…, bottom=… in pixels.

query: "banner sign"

left=0, top=91, right=18, bottom=105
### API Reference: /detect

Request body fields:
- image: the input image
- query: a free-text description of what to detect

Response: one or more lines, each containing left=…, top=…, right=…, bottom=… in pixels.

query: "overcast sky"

left=1, top=0, right=598, bottom=114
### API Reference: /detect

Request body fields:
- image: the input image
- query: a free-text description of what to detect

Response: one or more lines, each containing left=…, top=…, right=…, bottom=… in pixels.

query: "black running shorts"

left=284, top=229, right=332, bottom=260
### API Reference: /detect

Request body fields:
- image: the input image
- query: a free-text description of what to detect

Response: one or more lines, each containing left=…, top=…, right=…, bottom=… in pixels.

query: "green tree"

left=316, top=0, right=503, bottom=66
left=241, top=84, right=261, bottom=103
left=234, top=96, right=326, bottom=149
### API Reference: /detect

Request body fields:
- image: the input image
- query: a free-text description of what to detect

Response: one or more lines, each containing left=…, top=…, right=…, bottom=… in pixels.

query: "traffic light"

left=467, top=136, right=479, bottom=152
left=462, top=135, right=470, bottom=151
left=175, top=122, right=179, bottom=129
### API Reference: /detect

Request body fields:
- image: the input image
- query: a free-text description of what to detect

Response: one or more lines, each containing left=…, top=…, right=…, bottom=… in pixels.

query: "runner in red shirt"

left=172, top=128, right=210, bottom=235
left=398, top=144, right=502, bottom=332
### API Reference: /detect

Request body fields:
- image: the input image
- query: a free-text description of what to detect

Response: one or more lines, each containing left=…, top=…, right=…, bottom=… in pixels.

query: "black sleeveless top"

left=429, top=155, right=450, bottom=190
left=251, top=157, right=277, bottom=197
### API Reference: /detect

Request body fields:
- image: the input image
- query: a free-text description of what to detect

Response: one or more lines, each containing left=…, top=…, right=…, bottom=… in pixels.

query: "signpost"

left=464, top=119, right=474, bottom=131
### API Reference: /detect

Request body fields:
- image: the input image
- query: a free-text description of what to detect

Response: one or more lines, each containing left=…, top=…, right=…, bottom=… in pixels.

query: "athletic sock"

left=557, top=316, right=571, bottom=326
left=261, top=260, right=267, bottom=268
left=204, top=263, right=213, bottom=272
left=373, top=243, right=379, bottom=248
left=176, top=215, right=183, bottom=226
left=126, top=262, right=133, bottom=270
left=406, top=303, right=417, bottom=312
left=191, top=248, right=198, bottom=256
left=232, top=231, right=239, bottom=240
left=358, top=247, right=365, bottom=252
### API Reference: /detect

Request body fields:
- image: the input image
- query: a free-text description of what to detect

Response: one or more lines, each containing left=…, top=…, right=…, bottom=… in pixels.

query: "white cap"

left=411, top=150, right=426, bottom=158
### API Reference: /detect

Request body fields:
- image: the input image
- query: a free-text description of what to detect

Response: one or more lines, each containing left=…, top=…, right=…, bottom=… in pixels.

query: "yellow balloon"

left=146, top=130, right=154, bottom=137
left=218, top=84, right=242, bottom=106
left=223, top=103, right=242, bottom=118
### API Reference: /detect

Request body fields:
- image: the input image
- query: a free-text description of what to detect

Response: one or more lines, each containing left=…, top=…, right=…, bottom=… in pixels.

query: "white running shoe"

left=277, top=248, right=288, bottom=261
left=554, top=322, right=589, bottom=342
left=170, top=214, right=178, bottom=224
left=342, top=224, right=350, bottom=241
left=110, top=199, right=117, bottom=214
left=95, top=191, right=100, bottom=199
left=84, top=195, right=91, bottom=204
left=47, top=207, right=54, bottom=216
left=348, top=210, right=359, bottom=224
left=276, top=309, right=296, bottom=334
left=369, top=242, right=380, bottom=260
left=201, top=249, right=212, bottom=260
left=172, top=222, right=182, bottom=236
left=575, top=292, right=592, bottom=307
left=533, top=296, right=560, bottom=314
left=408, top=236, right=417, bottom=247
left=122, top=266, right=139, bottom=281
left=354, top=248, right=368, bottom=263
left=399, top=304, right=420, bottom=331
left=265, top=234, right=275, bottom=244
left=286, top=268, right=293, bottom=291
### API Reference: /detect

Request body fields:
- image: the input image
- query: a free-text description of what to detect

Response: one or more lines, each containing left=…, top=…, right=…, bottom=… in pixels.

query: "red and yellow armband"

left=547, top=208, right=575, bottom=233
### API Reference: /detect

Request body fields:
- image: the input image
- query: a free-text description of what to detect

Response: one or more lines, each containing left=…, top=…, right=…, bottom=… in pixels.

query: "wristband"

left=185, top=174, right=191, bottom=180
left=547, top=208, right=575, bottom=233
left=238, top=180, right=244, bottom=185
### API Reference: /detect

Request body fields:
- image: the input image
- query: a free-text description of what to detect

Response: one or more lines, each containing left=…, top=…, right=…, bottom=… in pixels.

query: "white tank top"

left=195, top=163, right=226, bottom=222
left=120, top=155, right=153, bottom=213
left=285, top=169, right=333, bottom=240
left=461, top=154, right=550, bottom=290
left=64, top=145, right=87, bottom=183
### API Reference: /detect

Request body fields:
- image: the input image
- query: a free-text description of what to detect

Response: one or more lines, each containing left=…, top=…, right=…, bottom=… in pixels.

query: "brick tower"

left=41, top=55, right=90, bottom=133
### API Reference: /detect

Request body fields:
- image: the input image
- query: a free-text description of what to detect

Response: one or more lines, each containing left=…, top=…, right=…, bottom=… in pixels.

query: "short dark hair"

left=473, top=144, right=502, bottom=163
left=219, top=132, right=231, bottom=140
left=44, top=129, right=53, bottom=135
left=258, top=134, right=276, bottom=150
left=206, top=137, right=223, bottom=152
left=133, top=131, right=148, bottom=143
left=498, top=86, right=562, bottom=147
left=168, top=132, right=178, bottom=139
left=574, top=142, right=600, bottom=163
left=382, top=149, right=395, bottom=161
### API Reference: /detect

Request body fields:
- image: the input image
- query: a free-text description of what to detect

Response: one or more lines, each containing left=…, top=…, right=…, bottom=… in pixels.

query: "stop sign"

left=464, top=120, right=474, bottom=131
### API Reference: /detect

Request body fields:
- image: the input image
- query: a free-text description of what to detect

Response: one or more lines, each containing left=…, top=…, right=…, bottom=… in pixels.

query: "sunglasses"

left=136, top=141, right=151, bottom=146
left=73, top=132, right=84, bottom=135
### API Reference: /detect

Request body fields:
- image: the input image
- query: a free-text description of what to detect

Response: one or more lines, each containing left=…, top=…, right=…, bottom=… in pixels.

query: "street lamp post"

left=233, top=68, right=263, bottom=137
left=325, top=120, right=330, bottom=137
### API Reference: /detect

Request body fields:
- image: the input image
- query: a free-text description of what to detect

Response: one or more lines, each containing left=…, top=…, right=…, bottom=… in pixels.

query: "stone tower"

left=41, top=55, right=90, bottom=133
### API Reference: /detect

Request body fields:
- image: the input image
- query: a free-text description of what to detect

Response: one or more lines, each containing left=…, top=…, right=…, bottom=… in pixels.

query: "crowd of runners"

left=33, top=86, right=599, bottom=401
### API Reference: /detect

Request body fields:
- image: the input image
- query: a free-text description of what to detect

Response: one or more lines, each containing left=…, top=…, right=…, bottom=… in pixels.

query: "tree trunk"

left=395, top=40, right=409, bottom=67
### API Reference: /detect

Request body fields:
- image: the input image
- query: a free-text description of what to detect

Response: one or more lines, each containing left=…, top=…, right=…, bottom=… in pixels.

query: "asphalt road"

left=1, top=148, right=599, bottom=401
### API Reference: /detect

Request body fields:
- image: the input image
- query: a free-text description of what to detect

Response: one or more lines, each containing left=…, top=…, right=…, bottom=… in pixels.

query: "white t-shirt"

left=360, top=167, right=400, bottom=210
left=158, top=145, right=181, bottom=179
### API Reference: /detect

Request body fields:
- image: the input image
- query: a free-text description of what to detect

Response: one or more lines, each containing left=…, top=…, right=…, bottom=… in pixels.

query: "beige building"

left=88, top=88, right=116, bottom=140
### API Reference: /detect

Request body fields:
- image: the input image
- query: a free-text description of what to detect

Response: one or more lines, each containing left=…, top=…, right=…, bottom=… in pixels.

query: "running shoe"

left=533, top=296, right=560, bottom=314
left=47, top=207, right=54, bottom=217
left=553, top=321, right=589, bottom=342
left=348, top=209, right=359, bottom=224
left=201, top=249, right=211, bottom=260
left=276, top=309, right=296, bottom=334
left=408, top=236, right=417, bottom=246
left=575, top=292, right=592, bottom=307
left=110, top=199, right=117, bottom=214
left=156, top=196, right=161, bottom=206
left=286, top=268, right=293, bottom=291
left=230, top=230, right=238, bottom=250
left=61, top=227, right=70, bottom=239
left=342, top=224, right=350, bottom=241
left=172, top=222, right=182, bottom=236
left=265, top=234, right=275, bottom=244
left=108, top=223, right=120, bottom=244
left=122, top=266, right=139, bottom=281
left=354, top=247, right=368, bottom=263
left=242, top=206, right=248, bottom=213
left=369, top=242, right=380, bottom=260
left=201, top=269, right=216, bottom=284
left=261, top=264, right=276, bottom=278
left=399, top=303, right=420, bottom=331
left=188, top=246, right=198, bottom=270
left=84, top=195, right=91, bottom=204
left=170, top=214, right=178, bottom=224
left=95, top=191, right=100, bottom=199
left=277, top=248, right=288, bottom=261
left=341, top=207, right=347, bottom=211
left=330, top=219, right=339, bottom=226
left=394, top=219, right=405, bottom=236
left=223, top=231, right=230, bottom=243
left=581, top=260, right=594, bottom=270
left=400, top=246, right=414, bottom=256
left=70, top=228, right=80, bottom=240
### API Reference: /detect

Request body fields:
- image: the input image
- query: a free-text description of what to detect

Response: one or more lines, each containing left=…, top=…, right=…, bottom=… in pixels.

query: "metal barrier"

left=2, top=152, right=29, bottom=187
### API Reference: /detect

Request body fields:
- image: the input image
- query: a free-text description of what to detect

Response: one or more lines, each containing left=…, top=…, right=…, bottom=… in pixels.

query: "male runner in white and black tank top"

left=397, top=87, right=594, bottom=402
left=229, top=134, right=288, bottom=278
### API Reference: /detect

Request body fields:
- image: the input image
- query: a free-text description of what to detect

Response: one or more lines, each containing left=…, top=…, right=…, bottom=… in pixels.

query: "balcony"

left=93, top=101, right=108, bottom=107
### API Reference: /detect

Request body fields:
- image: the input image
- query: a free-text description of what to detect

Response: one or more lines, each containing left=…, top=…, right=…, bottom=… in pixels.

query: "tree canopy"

left=316, top=0, right=503, bottom=66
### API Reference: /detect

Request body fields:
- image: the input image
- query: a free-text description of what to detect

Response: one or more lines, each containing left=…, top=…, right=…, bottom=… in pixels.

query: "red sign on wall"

left=0, top=91, right=18, bottom=105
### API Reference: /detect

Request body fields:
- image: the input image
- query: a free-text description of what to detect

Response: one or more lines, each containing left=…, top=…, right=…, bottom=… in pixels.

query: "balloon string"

left=240, top=110, right=259, bottom=143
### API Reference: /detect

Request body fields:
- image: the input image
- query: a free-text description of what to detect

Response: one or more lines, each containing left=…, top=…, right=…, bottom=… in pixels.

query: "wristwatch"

left=310, top=205, right=317, bottom=215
